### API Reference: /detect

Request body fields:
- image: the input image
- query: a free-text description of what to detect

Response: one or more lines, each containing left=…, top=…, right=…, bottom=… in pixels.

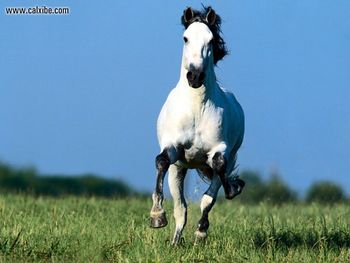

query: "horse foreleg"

left=150, top=146, right=178, bottom=228
left=168, top=165, right=187, bottom=245
left=212, top=152, right=245, bottom=200
left=195, top=174, right=221, bottom=242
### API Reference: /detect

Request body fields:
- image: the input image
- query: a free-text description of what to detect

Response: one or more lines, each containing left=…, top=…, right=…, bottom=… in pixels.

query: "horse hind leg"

left=195, top=174, right=221, bottom=243
left=150, top=147, right=179, bottom=228
left=168, top=165, right=187, bottom=245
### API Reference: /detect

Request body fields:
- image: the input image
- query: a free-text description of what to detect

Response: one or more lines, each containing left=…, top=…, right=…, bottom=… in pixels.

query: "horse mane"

left=181, top=5, right=228, bottom=65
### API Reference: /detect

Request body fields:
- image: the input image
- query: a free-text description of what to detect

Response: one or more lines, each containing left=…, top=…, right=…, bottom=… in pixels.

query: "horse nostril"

left=187, top=71, right=194, bottom=81
left=199, top=72, right=205, bottom=82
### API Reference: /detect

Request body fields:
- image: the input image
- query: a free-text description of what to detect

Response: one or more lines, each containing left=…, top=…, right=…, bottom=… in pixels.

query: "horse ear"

left=206, top=8, right=216, bottom=26
left=183, top=7, right=194, bottom=23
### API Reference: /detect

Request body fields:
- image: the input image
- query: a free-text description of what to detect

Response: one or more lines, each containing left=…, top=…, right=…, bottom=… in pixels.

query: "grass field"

left=0, top=195, right=349, bottom=262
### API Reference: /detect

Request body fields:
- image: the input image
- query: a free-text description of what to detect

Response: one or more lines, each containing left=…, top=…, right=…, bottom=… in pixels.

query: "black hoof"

left=150, top=212, right=168, bottom=228
left=225, top=178, right=245, bottom=200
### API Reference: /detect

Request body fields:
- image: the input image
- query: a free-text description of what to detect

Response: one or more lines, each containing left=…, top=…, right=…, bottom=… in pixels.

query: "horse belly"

left=183, top=146, right=208, bottom=167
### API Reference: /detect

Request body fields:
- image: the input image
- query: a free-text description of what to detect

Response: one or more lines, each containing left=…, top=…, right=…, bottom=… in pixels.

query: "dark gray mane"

left=181, top=6, right=228, bottom=65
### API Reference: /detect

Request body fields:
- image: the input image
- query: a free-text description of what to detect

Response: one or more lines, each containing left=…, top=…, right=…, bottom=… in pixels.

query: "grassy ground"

left=0, top=195, right=349, bottom=262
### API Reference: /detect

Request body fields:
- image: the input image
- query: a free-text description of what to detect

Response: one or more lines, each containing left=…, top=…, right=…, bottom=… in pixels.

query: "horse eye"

left=183, top=37, right=188, bottom=43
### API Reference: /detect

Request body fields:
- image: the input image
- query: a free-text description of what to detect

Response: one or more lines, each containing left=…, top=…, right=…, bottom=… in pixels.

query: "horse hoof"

left=225, top=178, right=245, bottom=200
left=172, top=236, right=185, bottom=246
left=150, top=212, right=168, bottom=228
left=194, top=230, right=207, bottom=244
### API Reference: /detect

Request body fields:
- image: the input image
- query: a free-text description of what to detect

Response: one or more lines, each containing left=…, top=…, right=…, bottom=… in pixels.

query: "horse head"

left=181, top=6, right=228, bottom=88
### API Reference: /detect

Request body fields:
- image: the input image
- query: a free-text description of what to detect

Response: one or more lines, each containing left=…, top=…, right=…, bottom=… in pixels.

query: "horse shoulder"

left=157, top=87, right=195, bottom=149
left=221, top=89, right=245, bottom=153
left=205, top=87, right=244, bottom=152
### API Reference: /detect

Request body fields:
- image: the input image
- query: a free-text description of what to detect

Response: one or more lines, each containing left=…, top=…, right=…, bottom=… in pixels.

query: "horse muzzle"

left=186, top=69, right=205, bottom=88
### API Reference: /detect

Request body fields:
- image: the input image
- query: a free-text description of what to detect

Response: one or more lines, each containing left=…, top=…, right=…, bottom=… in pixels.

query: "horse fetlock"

left=152, top=192, right=164, bottom=205
left=197, top=217, right=209, bottom=232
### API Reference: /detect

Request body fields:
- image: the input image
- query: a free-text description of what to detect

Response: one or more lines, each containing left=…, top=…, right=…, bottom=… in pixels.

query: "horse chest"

left=179, top=109, right=222, bottom=166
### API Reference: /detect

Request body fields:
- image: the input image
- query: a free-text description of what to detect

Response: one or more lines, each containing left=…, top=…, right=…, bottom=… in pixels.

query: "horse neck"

left=179, top=56, right=218, bottom=102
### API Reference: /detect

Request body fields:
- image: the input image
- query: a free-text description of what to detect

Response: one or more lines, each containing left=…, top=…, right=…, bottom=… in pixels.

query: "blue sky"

left=1, top=1, right=349, bottom=195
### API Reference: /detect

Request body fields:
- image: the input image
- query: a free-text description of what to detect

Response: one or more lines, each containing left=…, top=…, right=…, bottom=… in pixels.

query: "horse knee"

left=212, top=152, right=226, bottom=174
left=155, top=150, right=170, bottom=172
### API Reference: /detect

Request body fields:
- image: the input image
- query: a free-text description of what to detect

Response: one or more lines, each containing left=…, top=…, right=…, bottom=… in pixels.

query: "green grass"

left=0, top=195, right=349, bottom=262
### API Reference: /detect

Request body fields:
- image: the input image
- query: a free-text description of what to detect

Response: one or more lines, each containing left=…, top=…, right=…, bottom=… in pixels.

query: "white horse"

left=150, top=6, right=245, bottom=245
